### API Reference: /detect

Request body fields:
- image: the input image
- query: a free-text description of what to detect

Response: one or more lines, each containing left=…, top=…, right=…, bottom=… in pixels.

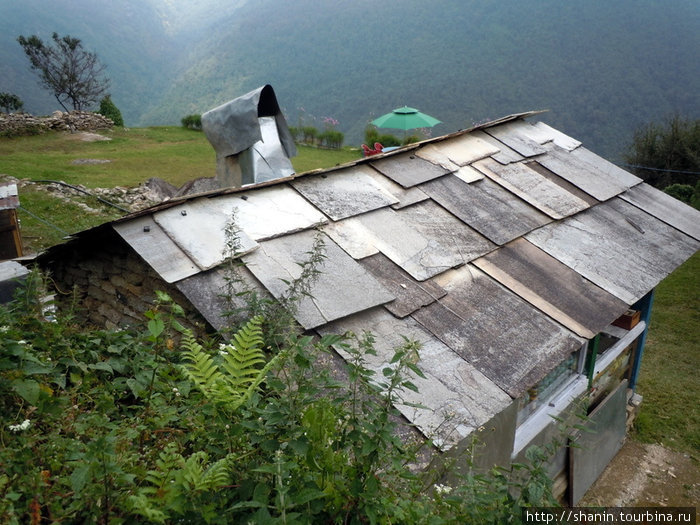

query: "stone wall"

left=43, top=227, right=205, bottom=333
left=0, top=111, right=113, bottom=136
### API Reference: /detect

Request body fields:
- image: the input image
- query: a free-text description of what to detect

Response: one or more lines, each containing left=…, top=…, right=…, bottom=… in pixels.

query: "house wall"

left=42, top=227, right=204, bottom=332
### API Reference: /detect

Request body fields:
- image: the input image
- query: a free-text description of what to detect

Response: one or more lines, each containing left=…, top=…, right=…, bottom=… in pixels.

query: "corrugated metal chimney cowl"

left=201, top=85, right=297, bottom=188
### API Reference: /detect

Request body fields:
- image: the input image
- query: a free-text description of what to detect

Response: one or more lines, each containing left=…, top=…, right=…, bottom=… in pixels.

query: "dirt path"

left=581, top=439, right=699, bottom=509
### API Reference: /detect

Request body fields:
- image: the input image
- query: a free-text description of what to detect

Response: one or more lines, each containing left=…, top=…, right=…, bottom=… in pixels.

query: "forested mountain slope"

left=2, top=0, right=698, bottom=161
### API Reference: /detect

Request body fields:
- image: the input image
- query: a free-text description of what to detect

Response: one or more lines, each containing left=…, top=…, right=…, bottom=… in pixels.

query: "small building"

left=38, top=111, right=699, bottom=504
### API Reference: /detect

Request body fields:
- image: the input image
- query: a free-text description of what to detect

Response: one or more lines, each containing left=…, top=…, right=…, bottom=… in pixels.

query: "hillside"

left=2, top=0, right=699, bottom=161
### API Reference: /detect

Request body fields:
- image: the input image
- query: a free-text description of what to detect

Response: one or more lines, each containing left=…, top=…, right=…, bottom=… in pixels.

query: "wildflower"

left=172, top=387, right=180, bottom=397
left=17, top=340, right=27, bottom=345
left=9, top=419, right=31, bottom=432
left=0, top=326, right=9, bottom=333
left=434, top=484, right=452, bottom=495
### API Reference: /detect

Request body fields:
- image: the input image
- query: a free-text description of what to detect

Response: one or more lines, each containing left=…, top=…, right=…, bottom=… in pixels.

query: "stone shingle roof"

left=109, top=112, right=699, bottom=448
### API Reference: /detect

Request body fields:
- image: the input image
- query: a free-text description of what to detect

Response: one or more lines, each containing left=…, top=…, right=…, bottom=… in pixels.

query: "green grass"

left=0, top=127, right=362, bottom=252
left=634, top=252, right=699, bottom=456
left=0, top=127, right=362, bottom=188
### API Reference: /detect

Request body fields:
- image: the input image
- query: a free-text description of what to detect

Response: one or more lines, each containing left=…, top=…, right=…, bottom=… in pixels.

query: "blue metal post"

left=629, top=289, right=655, bottom=390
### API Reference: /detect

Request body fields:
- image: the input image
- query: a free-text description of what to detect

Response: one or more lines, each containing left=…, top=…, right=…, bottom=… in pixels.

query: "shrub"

left=181, top=114, right=202, bottom=131
left=319, top=129, right=344, bottom=149
left=0, top=92, right=24, bottom=113
left=0, top=263, right=559, bottom=522
left=663, top=183, right=694, bottom=204
left=97, top=94, right=123, bottom=127
left=364, top=125, right=401, bottom=147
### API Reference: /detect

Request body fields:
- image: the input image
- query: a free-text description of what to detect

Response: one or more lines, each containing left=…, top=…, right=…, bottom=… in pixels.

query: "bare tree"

left=17, top=33, right=110, bottom=112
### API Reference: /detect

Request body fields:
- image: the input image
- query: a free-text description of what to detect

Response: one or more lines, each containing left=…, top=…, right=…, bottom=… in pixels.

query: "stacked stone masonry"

left=0, top=111, right=113, bottom=135
left=48, top=232, right=204, bottom=333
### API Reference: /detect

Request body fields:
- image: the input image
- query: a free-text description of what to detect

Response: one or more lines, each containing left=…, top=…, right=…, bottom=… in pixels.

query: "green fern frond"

left=220, top=315, right=266, bottom=388
left=181, top=316, right=282, bottom=412
left=180, top=330, right=225, bottom=397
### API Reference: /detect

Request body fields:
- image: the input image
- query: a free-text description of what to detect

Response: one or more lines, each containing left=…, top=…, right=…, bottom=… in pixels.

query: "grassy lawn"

left=633, top=251, right=699, bottom=456
left=0, top=127, right=362, bottom=252
left=0, top=127, right=362, bottom=188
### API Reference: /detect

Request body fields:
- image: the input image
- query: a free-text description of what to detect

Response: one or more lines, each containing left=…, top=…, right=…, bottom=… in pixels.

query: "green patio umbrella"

left=371, top=106, right=441, bottom=131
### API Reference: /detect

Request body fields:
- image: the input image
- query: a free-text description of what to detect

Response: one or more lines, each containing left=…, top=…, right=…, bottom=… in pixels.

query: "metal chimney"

left=201, top=85, right=297, bottom=188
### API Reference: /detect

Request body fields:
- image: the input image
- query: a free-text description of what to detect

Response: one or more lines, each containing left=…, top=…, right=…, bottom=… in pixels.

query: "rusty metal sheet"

left=569, top=380, right=628, bottom=505
left=113, top=216, right=200, bottom=282
left=291, top=165, right=398, bottom=220
left=242, top=230, right=394, bottom=329
left=572, top=147, right=642, bottom=188
left=175, top=264, right=267, bottom=331
left=370, top=152, right=451, bottom=188
left=360, top=252, right=446, bottom=317
left=473, top=158, right=592, bottom=219
left=153, top=197, right=258, bottom=271
left=421, top=174, right=551, bottom=245
left=620, top=183, right=700, bottom=242
left=365, top=167, right=430, bottom=209
left=521, top=121, right=581, bottom=151
left=318, top=309, right=512, bottom=449
left=473, top=238, right=630, bottom=339
left=413, top=265, right=584, bottom=398
left=346, top=200, right=495, bottom=281
left=526, top=198, right=700, bottom=304
left=484, top=121, right=548, bottom=157
left=417, top=133, right=500, bottom=167
left=537, top=144, right=628, bottom=201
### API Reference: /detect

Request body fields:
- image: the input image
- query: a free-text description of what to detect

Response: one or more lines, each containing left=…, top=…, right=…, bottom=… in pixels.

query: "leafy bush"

left=318, top=129, right=344, bottom=149
left=364, top=125, right=401, bottom=147
left=0, top=265, right=559, bottom=523
left=181, top=114, right=202, bottom=131
left=0, top=92, right=24, bottom=113
left=97, top=94, right=124, bottom=127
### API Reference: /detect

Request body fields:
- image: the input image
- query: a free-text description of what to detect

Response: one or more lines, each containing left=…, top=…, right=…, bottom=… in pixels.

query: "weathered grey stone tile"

left=348, top=200, right=495, bottom=281
left=360, top=252, right=446, bottom=317
left=319, top=308, right=512, bottom=449
left=537, top=144, right=629, bottom=201
left=473, top=158, right=591, bottom=220
left=526, top=198, right=700, bottom=304
left=473, top=238, right=629, bottom=338
left=114, top=216, right=202, bottom=281
left=242, top=230, right=394, bottom=329
left=413, top=265, right=584, bottom=398
left=484, top=121, right=548, bottom=157
left=370, top=152, right=451, bottom=187
left=421, top=174, right=551, bottom=245
left=620, top=183, right=700, bottom=241
left=291, top=165, right=398, bottom=220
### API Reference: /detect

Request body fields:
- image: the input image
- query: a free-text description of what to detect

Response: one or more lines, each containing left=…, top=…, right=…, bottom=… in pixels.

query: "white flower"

left=9, top=419, right=31, bottom=432
left=0, top=326, right=9, bottom=333
left=16, top=340, right=27, bottom=345
left=434, top=484, right=452, bottom=495
left=219, top=350, right=229, bottom=356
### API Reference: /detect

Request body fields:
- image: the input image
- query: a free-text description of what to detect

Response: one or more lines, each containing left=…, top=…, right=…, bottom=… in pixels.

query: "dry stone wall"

left=0, top=111, right=113, bottom=135
left=45, top=228, right=205, bottom=333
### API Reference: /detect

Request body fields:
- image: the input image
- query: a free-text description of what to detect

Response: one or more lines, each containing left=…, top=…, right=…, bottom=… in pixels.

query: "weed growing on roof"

left=0, top=268, right=559, bottom=523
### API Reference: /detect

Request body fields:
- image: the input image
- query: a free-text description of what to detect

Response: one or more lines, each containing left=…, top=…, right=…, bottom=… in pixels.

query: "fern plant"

left=128, top=442, right=237, bottom=523
left=180, top=315, right=281, bottom=412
